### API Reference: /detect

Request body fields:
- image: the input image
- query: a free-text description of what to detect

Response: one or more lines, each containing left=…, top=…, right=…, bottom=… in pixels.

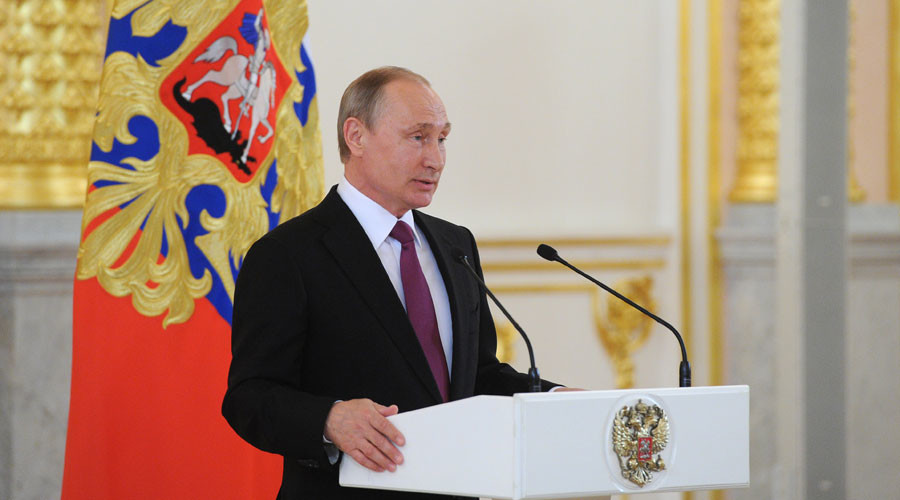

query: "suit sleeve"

left=222, top=236, right=337, bottom=468
left=464, top=229, right=560, bottom=395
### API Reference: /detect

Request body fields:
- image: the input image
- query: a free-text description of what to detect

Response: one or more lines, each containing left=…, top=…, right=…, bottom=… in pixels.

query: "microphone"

left=537, top=244, right=692, bottom=388
left=452, top=247, right=542, bottom=393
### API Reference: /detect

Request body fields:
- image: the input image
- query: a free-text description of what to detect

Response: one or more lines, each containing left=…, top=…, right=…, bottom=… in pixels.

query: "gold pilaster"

left=730, top=0, right=780, bottom=202
left=679, top=4, right=693, bottom=497
left=679, top=0, right=693, bottom=386
left=847, top=2, right=866, bottom=202
left=708, top=0, right=724, bottom=389
left=0, top=0, right=107, bottom=209
left=891, top=0, right=900, bottom=202
left=709, top=2, right=726, bottom=497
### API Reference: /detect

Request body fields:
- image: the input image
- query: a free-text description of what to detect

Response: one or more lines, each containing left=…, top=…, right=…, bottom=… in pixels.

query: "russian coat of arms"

left=78, top=1, right=322, bottom=328
left=611, top=399, right=670, bottom=487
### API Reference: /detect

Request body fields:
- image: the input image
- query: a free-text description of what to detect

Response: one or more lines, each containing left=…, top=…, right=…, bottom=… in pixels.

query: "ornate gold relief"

left=892, top=0, right=900, bottom=202
left=0, top=0, right=108, bottom=208
left=495, top=321, right=516, bottom=364
left=591, top=276, right=656, bottom=389
left=847, top=2, right=866, bottom=203
left=612, top=399, right=669, bottom=488
left=730, top=0, right=780, bottom=203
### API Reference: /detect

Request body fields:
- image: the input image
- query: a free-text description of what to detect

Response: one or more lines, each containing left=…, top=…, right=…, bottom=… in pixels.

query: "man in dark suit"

left=223, top=67, right=559, bottom=499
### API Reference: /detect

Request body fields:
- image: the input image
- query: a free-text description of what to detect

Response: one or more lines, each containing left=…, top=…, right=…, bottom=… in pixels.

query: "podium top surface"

left=340, top=385, right=749, bottom=499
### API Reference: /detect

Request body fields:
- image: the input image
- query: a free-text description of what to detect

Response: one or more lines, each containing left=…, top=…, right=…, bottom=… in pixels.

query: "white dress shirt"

left=336, top=177, right=454, bottom=375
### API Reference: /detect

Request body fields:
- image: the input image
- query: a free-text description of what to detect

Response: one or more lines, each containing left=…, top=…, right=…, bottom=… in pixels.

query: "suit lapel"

left=316, top=190, right=444, bottom=404
left=414, top=212, right=477, bottom=401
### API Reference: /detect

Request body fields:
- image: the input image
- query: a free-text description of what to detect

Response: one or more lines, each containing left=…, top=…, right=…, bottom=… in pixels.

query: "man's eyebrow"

left=406, top=122, right=452, bottom=132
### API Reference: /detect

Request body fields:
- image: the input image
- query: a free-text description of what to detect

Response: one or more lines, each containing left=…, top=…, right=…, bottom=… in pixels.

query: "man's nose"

left=423, top=139, right=444, bottom=170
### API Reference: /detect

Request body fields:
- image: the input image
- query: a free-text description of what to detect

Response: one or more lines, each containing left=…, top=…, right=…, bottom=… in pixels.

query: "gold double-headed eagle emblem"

left=611, top=399, right=670, bottom=487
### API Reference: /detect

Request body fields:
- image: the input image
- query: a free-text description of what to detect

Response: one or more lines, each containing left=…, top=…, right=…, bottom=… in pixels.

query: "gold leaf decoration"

left=592, top=276, right=656, bottom=389
left=495, top=321, right=517, bottom=364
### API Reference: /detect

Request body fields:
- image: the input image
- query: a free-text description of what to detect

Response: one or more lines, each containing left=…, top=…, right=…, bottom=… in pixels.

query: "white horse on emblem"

left=182, top=34, right=276, bottom=164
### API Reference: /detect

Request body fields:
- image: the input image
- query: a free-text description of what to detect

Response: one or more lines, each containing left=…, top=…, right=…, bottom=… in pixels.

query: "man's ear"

left=343, top=117, right=366, bottom=158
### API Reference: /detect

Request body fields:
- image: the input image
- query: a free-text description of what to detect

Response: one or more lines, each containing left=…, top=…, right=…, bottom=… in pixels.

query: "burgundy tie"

left=389, top=221, right=450, bottom=401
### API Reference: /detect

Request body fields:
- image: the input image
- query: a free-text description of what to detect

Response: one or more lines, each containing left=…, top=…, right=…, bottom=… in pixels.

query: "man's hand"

left=324, top=399, right=405, bottom=472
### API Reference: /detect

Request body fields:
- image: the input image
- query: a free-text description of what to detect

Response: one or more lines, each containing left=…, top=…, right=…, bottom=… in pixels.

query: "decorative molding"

left=847, top=2, right=866, bottom=202
left=891, top=0, right=900, bottom=202
left=679, top=0, right=693, bottom=395
left=719, top=205, right=900, bottom=267
left=490, top=283, right=594, bottom=294
left=481, top=259, right=666, bottom=273
left=0, top=246, right=78, bottom=292
left=730, top=0, right=780, bottom=203
left=708, top=0, right=725, bottom=395
left=708, top=0, right=728, bottom=489
left=477, top=236, right=672, bottom=248
left=592, top=276, right=656, bottom=389
left=480, top=235, right=672, bottom=391
left=0, top=211, right=82, bottom=292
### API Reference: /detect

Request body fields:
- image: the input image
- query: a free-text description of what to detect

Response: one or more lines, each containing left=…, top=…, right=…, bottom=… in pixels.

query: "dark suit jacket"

left=223, top=187, right=556, bottom=499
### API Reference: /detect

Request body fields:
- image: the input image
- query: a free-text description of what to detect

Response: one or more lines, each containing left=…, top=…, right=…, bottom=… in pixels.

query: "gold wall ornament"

left=847, top=2, right=866, bottom=203
left=611, top=399, right=669, bottom=488
left=591, top=276, right=656, bottom=389
left=75, top=1, right=323, bottom=327
left=730, top=0, right=780, bottom=203
left=892, top=0, right=900, bottom=202
left=494, top=321, right=517, bottom=364
left=0, top=0, right=108, bottom=208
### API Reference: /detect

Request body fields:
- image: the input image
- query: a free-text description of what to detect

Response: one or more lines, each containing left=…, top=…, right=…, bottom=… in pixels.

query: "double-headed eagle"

left=612, top=399, right=669, bottom=487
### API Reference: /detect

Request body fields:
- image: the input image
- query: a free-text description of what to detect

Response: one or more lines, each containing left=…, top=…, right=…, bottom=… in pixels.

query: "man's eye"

left=413, top=135, right=423, bottom=141
left=438, top=137, right=447, bottom=144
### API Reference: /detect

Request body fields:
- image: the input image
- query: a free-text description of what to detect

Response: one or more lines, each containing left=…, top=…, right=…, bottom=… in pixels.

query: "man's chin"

left=407, top=193, right=434, bottom=210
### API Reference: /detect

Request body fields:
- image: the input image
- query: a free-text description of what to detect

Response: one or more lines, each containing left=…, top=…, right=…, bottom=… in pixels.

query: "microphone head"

left=536, top=244, right=559, bottom=262
left=451, top=247, right=468, bottom=264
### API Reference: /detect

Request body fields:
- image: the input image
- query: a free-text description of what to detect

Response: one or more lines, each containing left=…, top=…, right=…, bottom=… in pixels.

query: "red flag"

left=62, top=1, right=323, bottom=498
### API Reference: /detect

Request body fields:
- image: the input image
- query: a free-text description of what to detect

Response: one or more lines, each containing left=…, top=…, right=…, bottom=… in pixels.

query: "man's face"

left=346, top=79, right=451, bottom=217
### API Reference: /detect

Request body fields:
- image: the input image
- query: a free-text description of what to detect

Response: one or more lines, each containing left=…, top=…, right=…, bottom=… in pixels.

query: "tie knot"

left=389, top=220, right=415, bottom=245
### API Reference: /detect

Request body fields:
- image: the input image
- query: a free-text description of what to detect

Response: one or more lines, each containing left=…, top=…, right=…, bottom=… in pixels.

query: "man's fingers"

left=324, top=398, right=406, bottom=470
left=366, top=426, right=404, bottom=464
left=348, top=449, right=384, bottom=473
left=358, top=440, right=397, bottom=472
left=370, top=410, right=405, bottom=447
left=375, top=403, right=399, bottom=417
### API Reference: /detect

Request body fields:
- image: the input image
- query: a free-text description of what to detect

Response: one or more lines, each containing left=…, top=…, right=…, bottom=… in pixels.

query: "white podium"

left=340, top=385, right=749, bottom=499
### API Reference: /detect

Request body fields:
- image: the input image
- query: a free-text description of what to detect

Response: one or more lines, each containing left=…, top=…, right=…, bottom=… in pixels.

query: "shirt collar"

left=337, top=176, right=422, bottom=249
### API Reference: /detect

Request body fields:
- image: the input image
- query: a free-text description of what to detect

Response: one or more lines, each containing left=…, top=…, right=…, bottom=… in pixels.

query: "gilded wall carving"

left=495, top=321, right=516, bottom=364
left=893, top=0, right=900, bottom=202
left=591, top=276, right=656, bottom=389
left=731, top=0, right=780, bottom=203
left=492, top=274, right=659, bottom=389
left=0, top=0, right=107, bottom=208
left=731, top=0, right=866, bottom=203
left=478, top=237, right=668, bottom=390
left=847, top=2, right=866, bottom=202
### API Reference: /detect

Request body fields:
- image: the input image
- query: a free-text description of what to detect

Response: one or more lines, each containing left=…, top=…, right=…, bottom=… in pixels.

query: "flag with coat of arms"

left=62, top=1, right=322, bottom=498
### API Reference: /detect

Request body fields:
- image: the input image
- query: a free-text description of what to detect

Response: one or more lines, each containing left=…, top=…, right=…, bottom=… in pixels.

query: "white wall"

left=307, top=0, right=679, bottom=238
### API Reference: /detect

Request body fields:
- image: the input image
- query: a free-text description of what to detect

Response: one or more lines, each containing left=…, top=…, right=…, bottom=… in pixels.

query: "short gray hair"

left=337, top=66, right=431, bottom=163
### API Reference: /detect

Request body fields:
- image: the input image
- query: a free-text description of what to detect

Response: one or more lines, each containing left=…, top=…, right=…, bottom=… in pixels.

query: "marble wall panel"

left=0, top=211, right=81, bottom=500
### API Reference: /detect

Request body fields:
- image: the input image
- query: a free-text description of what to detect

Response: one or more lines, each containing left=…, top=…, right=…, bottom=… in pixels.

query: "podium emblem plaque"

left=611, top=399, right=670, bottom=487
